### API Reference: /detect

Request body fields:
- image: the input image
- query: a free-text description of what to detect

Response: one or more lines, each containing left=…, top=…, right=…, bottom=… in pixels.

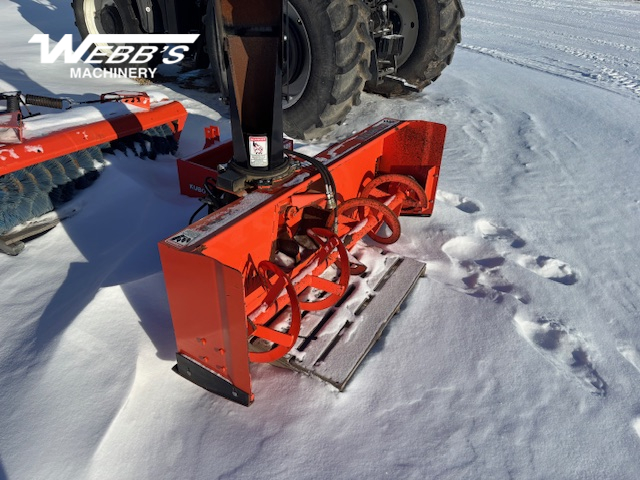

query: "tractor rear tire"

left=366, top=0, right=464, bottom=96
left=204, top=0, right=229, bottom=100
left=72, top=0, right=162, bottom=69
left=206, top=0, right=374, bottom=140
left=282, top=0, right=375, bottom=140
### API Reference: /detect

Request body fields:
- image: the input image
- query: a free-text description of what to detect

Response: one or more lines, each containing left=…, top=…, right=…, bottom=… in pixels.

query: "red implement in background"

left=0, top=91, right=189, bottom=256
left=160, top=118, right=445, bottom=405
left=0, top=93, right=187, bottom=177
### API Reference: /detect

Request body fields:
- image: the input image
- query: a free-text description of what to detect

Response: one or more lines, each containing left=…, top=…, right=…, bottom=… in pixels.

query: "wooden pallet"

left=264, top=249, right=425, bottom=390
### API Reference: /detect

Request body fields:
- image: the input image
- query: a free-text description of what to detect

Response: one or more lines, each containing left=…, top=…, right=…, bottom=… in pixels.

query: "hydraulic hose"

left=284, top=149, right=336, bottom=205
left=284, top=149, right=338, bottom=232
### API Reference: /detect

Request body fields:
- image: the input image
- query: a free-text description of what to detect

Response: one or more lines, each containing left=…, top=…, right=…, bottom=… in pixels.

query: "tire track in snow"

left=470, top=0, right=640, bottom=19
left=465, top=18, right=640, bottom=86
left=462, top=0, right=640, bottom=100
left=460, top=44, right=640, bottom=100
left=467, top=16, right=640, bottom=56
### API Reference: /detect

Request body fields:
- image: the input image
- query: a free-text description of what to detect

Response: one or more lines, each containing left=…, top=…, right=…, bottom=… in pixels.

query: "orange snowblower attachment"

left=159, top=0, right=446, bottom=405
left=0, top=91, right=187, bottom=255
left=159, top=118, right=446, bottom=405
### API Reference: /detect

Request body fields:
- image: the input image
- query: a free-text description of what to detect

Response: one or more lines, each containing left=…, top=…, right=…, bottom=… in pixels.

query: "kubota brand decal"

left=189, top=184, right=206, bottom=195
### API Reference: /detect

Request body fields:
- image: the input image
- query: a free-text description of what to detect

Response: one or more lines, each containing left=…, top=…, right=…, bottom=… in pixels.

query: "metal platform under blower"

left=260, top=248, right=426, bottom=390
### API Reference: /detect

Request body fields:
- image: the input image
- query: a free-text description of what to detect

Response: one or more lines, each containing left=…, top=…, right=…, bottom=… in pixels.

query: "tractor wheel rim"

left=83, top=0, right=122, bottom=56
left=283, top=2, right=312, bottom=108
left=387, top=0, right=420, bottom=67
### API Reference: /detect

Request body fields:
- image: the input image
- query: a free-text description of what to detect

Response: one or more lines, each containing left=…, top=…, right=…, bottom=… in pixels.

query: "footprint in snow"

left=475, top=218, right=526, bottom=248
left=513, top=254, right=578, bottom=285
left=617, top=343, right=640, bottom=375
left=430, top=194, right=577, bottom=304
left=633, top=418, right=640, bottom=440
left=440, top=236, right=530, bottom=304
left=429, top=198, right=593, bottom=395
left=436, top=190, right=482, bottom=213
left=514, top=313, right=607, bottom=396
left=475, top=219, right=577, bottom=286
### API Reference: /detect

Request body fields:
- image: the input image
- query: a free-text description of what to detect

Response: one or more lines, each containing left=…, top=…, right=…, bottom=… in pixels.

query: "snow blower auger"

left=0, top=91, right=187, bottom=255
left=158, top=0, right=446, bottom=406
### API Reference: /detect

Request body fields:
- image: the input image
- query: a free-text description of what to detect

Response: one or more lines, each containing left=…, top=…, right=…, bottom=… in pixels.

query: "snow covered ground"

left=1, top=0, right=640, bottom=478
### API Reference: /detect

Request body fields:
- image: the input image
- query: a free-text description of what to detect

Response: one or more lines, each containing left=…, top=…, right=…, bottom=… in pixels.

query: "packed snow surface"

left=1, top=0, right=640, bottom=479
